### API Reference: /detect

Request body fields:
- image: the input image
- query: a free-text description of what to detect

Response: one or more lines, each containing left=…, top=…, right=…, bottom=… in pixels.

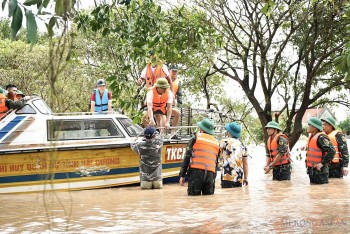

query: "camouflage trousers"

left=187, top=169, right=215, bottom=196
left=272, top=164, right=291, bottom=181
left=329, top=163, right=343, bottom=178
left=307, top=164, right=329, bottom=184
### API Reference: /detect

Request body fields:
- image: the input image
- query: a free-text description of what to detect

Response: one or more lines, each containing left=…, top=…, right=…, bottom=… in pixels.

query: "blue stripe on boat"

left=0, top=162, right=183, bottom=184
left=0, top=116, right=26, bottom=140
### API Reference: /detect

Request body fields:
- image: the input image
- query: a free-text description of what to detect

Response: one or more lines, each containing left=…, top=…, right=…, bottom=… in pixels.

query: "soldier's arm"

left=336, top=132, right=349, bottom=167
left=5, top=99, right=26, bottom=110
left=177, top=81, right=183, bottom=106
left=317, top=135, right=335, bottom=164
left=179, top=135, right=196, bottom=177
left=270, top=136, right=288, bottom=166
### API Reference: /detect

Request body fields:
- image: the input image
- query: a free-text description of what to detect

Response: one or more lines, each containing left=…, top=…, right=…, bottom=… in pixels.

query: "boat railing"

left=175, top=107, right=229, bottom=136
left=51, top=111, right=118, bottom=116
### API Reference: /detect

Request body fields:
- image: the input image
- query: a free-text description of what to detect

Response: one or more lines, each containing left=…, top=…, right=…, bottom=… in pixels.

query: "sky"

left=1, top=1, right=349, bottom=121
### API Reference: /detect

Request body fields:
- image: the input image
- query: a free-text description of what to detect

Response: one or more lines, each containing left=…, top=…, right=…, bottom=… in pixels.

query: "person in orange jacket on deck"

left=5, top=84, right=19, bottom=101
left=146, top=78, right=174, bottom=134
left=0, top=87, right=29, bottom=119
left=137, top=51, right=173, bottom=91
left=321, top=116, right=349, bottom=178
left=168, top=65, right=182, bottom=139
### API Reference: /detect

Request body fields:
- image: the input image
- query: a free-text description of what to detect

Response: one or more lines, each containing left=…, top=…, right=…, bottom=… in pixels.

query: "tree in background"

left=73, top=0, right=223, bottom=121
left=193, top=0, right=350, bottom=148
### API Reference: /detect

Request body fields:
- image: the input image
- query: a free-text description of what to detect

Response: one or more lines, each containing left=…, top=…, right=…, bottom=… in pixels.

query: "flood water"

left=1, top=143, right=349, bottom=233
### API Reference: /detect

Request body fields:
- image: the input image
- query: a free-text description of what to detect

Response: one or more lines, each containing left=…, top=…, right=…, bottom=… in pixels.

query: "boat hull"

left=0, top=142, right=187, bottom=194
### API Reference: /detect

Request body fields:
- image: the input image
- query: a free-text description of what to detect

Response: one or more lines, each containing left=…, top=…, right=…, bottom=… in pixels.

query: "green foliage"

left=2, top=0, right=77, bottom=44
left=338, top=118, right=350, bottom=135
left=0, top=38, right=96, bottom=112
left=73, top=0, right=222, bottom=122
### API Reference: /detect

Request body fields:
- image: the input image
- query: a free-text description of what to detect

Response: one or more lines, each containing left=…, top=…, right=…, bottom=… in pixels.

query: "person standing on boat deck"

left=15, top=90, right=25, bottom=100
left=179, top=118, right=220, bottom=196
left=168, top=65, right=182, bottom=139
left=90, top=79, right=113, bottom=113
left=321, top=117, right=349, bottom=178
left=137, top=51, right=173, bottom=91
left=169, top=65, right=183, bottom=107
left=5, top=84, right=18, bottom=101
left=131, top=126, right=163, bottom=189
left=220, top=122, right=249, bottom=187
left=306, top=117, right=335, bottom=184
left=146, top=78, right=174, bottom=134
left=0, top=87, right=29, bottom=118
left=264, top=121, right=292, bottom=181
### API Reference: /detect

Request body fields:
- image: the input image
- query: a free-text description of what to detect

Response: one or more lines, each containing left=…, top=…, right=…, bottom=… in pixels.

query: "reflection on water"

left=1, top=144, right=349, bottom=233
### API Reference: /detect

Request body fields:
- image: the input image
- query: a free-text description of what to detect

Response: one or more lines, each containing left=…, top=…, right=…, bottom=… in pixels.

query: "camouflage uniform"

left=179, top=135, right=219, bottom=196
left=269, top=136, right=291, bottom=181
left=329, top=132, right=349, bottom=178
left=307, top=135, right=335, bottom=184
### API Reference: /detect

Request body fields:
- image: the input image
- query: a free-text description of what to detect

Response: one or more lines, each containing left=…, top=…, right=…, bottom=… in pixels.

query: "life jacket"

left=152, top=87, right=170, bottom=114
left=328, top=130, right=341, bottom=163
left=0, top=94, right=9, bottom=118
left=94, top=89, right=109, bottom=112
left=145, top=63, right=167, bottom=89
left=267, top=133, right=290, bottom=166
left=190, top=133, right=219, bottom=173
left=172, top=78, right=181, bottom=97
left=306, top=132, right=326, bottom=167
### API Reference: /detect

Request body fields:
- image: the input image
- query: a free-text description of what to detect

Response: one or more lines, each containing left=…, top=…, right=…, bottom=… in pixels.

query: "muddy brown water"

left=1, top=143, right=349, bottom=233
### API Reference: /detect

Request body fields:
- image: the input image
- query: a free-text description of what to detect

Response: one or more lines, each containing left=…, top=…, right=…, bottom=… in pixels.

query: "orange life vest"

left=267, top=133, right=290, bottom=166
left=328, top=130, right=341, bottom=163
left=145, top=63, right=167, bottom=89
left=172, top=79, right=180, bottom=96
left=306, top=132, right=326, bottom=167
left=171, top=78, right=181, bottom=106
left=152, top=87, right=170, bottom=114
left=0, top=94, right=9, bottom=118
left=190, top=133, right=219, bottom=173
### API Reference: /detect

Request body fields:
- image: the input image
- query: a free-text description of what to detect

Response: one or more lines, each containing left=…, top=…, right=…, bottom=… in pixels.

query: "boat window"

left=47, top=119, right=124, bottom=141
left=16, top=104, right=37, bottom=114
left=33, top=99, right=52, bottom=115
left=117, top=118, right=144, bottom=137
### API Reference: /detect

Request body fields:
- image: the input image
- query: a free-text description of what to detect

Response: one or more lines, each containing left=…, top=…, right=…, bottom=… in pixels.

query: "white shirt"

left=140, top=64, right=170, bottom=79
left=146, top=89, right=174, bottom=104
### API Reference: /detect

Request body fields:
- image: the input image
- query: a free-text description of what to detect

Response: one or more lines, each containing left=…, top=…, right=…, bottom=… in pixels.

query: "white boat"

left=0, top=97, right=190, bottom=194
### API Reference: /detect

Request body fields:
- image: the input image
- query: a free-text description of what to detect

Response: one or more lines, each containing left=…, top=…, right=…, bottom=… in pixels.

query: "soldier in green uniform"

left=179, top=118, right=220, bottom=196
left=306, top=117, right=335, bottom=184
left=321, top=117, right=349, bottom=178
left=264, top=121, right=292, bottom=181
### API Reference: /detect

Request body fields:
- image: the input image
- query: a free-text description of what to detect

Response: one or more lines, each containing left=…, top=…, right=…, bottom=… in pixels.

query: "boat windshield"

left=117, top=118, right=144, bottom=137
left=32, top=99, right=52, bottom=115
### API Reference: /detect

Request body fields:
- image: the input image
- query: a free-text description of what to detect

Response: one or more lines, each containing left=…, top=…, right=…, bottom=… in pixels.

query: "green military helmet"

left=265, top=121, right=282, bottom=131
left=321, top=116, right=336, bottom=130
left=225, top=122, right=241, bottom=139
left=307, top=117, right=323, bottom=131
left=154, top=78, right=170, bottom=89
left=197, top=118, right=215, bottom=135
left=16, top=90, right=25, bottom=97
